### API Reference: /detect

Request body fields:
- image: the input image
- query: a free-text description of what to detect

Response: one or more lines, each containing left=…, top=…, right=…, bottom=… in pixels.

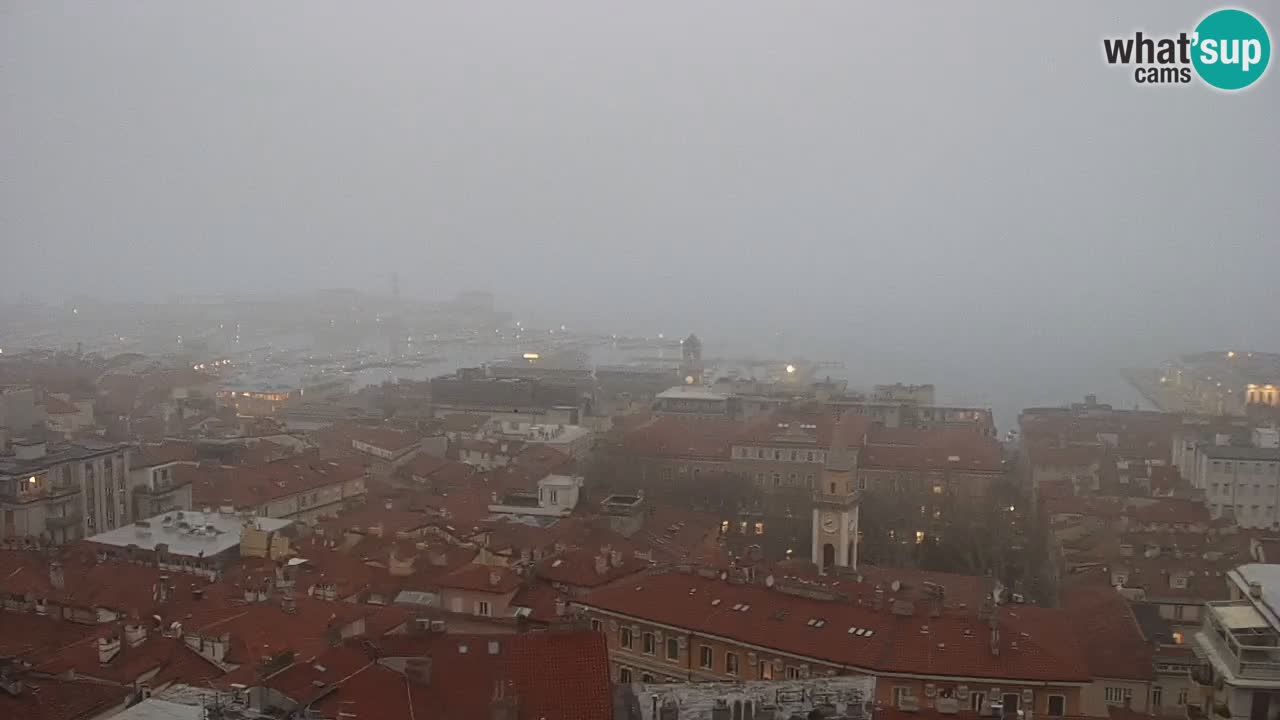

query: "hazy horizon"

left=3, top=1, right=1276, bottom=423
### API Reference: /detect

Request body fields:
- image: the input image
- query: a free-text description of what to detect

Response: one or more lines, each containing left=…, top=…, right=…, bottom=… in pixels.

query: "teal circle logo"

left=1192, top=9, right=1271, bottom=90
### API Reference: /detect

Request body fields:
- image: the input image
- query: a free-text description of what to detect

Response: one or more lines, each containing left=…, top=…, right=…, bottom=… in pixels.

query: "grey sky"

left=2, top=2, right=1277, bottom=414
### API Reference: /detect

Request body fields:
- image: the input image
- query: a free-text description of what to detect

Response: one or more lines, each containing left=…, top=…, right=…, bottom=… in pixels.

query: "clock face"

left=821, top=513, right=837, bottom=533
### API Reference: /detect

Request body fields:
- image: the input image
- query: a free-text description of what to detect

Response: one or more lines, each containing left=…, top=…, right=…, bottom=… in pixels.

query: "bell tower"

left=812, top=414, right=860, bottom=573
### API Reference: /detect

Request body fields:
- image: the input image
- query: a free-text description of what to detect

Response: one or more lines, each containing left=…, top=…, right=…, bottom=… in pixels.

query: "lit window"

left=916, top=531, right=925, bottom=544
left=932, top=485, right=943, bottom=495
left=1172, top=632, right=1184, bottom=644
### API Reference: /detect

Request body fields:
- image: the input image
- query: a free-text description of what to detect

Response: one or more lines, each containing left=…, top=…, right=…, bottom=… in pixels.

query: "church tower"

left=812, top=414, right=860, bottom=573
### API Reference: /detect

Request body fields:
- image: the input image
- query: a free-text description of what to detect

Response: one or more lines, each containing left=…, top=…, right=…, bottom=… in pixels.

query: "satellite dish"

left=891, top=580, right=902, bottom=592
left=765, top=574, right=775, bottom=588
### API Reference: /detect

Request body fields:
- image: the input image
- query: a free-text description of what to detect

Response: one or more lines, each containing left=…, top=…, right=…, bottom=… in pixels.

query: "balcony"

left=1, top=481, right=81, bottom=505
left=1198, top=603, right=1280, bottom=682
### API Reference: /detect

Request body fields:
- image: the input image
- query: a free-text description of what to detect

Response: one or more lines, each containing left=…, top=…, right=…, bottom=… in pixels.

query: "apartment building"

left=1191, top=563, right=1280, bottom=720
left=576, top=569, right=1092, bottom=717
left=0, top=438, right=133, bottom=544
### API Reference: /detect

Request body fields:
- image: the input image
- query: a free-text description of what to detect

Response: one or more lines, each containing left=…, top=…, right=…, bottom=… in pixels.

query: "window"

left=1177, top=689, right=1189, bottom=706
left=788, top=473, right=797, bottom=485
left=642, top=632, right=656, bottom=655
left=619, top=667, right=632, bottom=683
left=970, top=693, right=986, bottom=712
left=1152, top=686, right=1163, bottom=709
left=759, top=661, right=774, bottom=680
left=725, top=652, right=739, bottom=675
left=665, top=637, right=679, bottom=661
left=858, top=477, right=867, bottom=490
left=790, top=451, right=798, bottom=461
left=590, top=618, right=603, bottom=632
left=786, top=666, right=802, bottom=680
left=893, top=687, right=911, bottom=708
left=699, top=646, right=713, bottom=670
left=549, top=489, right=559, bottom=504
left=641, top=673, right=654, bottom=683
left=774, top=450, right=782, bottom=460
left=805, top=474, right=814, bottom=488
left=620, top=627, right=633, bottom=649
left=1105, top=687, right=1133, bottom=706
left=476, top=601, right=491, bottom=617
left=1174, top=604, right=1186, bottom=619
left=1047, top=695, right=1066, bottom=716
left=807, top=451, right=814, bottom=462
left=1172, top=631, right=1184, bottom=644
left=772, top=473, right=781, bottom=488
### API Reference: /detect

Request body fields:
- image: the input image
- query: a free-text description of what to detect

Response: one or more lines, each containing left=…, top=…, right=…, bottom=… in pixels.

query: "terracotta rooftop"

left=190, top=457, right=365, bottom=509
left=305, top=630, right=611, bottom=720
left=577, top=570, right=1091, bottom=683
left=0, top=675, right=128, bottom=720
left=1059, top=584, right=1155, bottom=681
left=436, top=564, right=523, bottom=595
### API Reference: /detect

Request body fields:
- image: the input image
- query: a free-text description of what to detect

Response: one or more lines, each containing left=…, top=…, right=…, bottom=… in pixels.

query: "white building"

left=1195, top=446, right=1280, bottom=530
left=1192, top=564, right=1280, bottom=720
left=482, top=419, right=593, bottom=460
left=487, top=474, right=583, bottom=518
left=0, top=438, right=134, bottom=544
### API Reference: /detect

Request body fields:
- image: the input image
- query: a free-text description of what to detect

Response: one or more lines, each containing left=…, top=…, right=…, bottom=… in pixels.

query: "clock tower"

left=812, top=414, right=860, bottom=573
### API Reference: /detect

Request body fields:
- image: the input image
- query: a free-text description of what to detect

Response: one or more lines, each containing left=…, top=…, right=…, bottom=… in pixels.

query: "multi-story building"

left=1194, top=446, right=1280, bottom=530
left=0, top=438, right=133, bottom=544
left=1191, top=563, right=1280, bottom=720
left=575, top=568, right=1092, bottom=716
left=129, top=442, right=197, bottom=517
left=190, top=457, right=367, bottom=523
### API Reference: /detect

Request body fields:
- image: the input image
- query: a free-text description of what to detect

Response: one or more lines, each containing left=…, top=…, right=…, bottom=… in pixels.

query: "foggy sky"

left=2, top=1, right=1277, bottom=408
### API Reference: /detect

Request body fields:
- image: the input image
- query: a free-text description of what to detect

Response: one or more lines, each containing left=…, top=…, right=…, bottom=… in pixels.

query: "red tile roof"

left=536, top=547, right=650, bottom=589
left=1059, top=584, right=1154, bottom=681
left=618, top=415, right=744, bottom=460
left=863, top=427, right=1002, bottom=473
left=436, top=564, right=523, bottom=595
left=190, top=457, right=365, bottom=509
left=43, top=395, right=81, bottom=415
left=135, top=441, right=198, bottom=468
left=577, top=571, right=1091, bottom=682
left=1028, top=444, right=1105, bottom=468
left=1124, top=499, right=1210, bottom=527
left=307, top=630, right=611, bottom=720
left=0, top=676, right=127, bottom=720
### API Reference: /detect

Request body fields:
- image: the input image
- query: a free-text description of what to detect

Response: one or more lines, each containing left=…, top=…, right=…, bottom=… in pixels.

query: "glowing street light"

left=786, top=364, right=796, bottom=374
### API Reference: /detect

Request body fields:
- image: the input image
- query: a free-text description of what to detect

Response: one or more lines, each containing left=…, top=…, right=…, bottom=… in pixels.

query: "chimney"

left=1250, top=582, right=1264, bottom=599
left=554, top=598, right=566, bottom=616
left=124, top=624, right=147, bottom=648
left=488, top=570, right=502, bottom=587
left=594, top=554, right=608, bottom=575
left=97, top=636, right=122, bottom=665
left=49, top=561, right=65, bottom=591
left=609, top=550, right=622, bottom=568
